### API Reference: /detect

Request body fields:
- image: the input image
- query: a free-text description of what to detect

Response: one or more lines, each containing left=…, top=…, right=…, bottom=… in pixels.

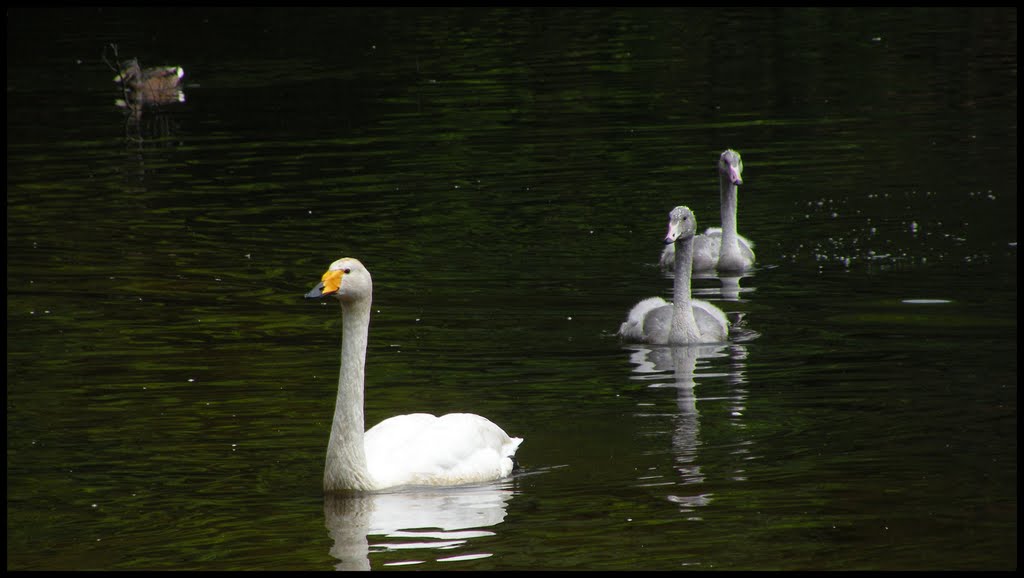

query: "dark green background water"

left=7, top=7, right=1016, bottom=570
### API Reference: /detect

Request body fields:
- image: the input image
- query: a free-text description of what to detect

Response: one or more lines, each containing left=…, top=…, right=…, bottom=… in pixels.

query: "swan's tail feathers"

left=506, top=437, right=524, bottom=455
left=503, top=436, right=524, bottom=476
left=619, top=297, right=668, bottom=341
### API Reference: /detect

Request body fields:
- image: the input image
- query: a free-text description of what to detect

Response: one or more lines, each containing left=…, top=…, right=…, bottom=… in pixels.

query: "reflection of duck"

left=324, top=483, right=515, bottom=570
left=113, top=58, right=185, bottom=106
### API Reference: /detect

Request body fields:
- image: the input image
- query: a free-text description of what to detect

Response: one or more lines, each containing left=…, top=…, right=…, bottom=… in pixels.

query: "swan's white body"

left=307, top=258, right=522, bottom=492
left=621, top=207, right=730, bottom=345
left=661, top=149, right=755, bottom=273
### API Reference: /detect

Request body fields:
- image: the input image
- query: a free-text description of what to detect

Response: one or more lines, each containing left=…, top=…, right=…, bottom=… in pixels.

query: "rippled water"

left=7, top=7, right=1016, bottom=570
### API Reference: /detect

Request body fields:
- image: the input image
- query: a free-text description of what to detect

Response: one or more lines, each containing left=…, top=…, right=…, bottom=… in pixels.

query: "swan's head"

left=664, top=206, right=698, bottom=245
left=719, top=149, right=743, bottom=186
left=305, top=257, right=372, bottom=304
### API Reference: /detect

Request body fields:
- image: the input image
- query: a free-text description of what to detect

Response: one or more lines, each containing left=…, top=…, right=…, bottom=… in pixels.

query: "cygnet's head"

left=719, top=149, right=744, bottom=186
left=305, top=257, right=372, bottom=304
left=664, top=206, right=698, bottom=245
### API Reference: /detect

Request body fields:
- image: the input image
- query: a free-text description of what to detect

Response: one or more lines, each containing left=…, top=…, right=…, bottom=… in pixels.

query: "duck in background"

left=113, top=58, right=185, bottom=107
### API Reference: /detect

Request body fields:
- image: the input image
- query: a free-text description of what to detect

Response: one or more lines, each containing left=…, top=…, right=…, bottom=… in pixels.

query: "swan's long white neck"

left=325, top=298, right=377, bottom=492
left=718, top=171, right=741, bottom=257
left=670, top=235, right=703, bottom=344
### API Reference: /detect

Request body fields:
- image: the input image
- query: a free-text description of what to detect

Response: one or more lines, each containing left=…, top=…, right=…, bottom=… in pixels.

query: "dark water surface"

left=7, top=7, right=1016, bottom=570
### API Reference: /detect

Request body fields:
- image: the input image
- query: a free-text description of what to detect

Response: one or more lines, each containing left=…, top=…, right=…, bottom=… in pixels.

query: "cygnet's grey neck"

left=719, top=171, right=740, bottom=251
left=670, top=235, right=702, bottom=344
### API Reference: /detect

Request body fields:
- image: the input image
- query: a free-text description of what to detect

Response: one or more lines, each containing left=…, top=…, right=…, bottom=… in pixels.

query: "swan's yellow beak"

left=321, top=269, right=343, bottom=294
left=305, top=269, right=344, bottom=299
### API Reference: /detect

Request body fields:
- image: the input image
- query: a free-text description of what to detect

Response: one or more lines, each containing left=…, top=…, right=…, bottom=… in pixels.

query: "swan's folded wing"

left=365, top=413, right=521, bottom=487
left=692, top=299, right=730, bottom=342
left=692, top=233, right=720, bottom=272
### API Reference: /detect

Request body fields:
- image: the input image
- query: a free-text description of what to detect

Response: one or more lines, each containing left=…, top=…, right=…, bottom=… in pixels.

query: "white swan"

left=620, top=207, right=730, bottom=345
left=306, top=257, right=523, bottom=492
left=660, top=149, right=755, bottom=273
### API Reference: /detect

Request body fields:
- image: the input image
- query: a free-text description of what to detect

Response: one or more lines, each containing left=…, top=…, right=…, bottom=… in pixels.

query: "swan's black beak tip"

left=305, top=282, right=327, bottom=300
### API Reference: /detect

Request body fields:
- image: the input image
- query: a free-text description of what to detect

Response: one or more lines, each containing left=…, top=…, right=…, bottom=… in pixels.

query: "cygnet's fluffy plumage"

left=621, top=207, right=730, bottom=345
left=661, top=149, right=755, bottom=273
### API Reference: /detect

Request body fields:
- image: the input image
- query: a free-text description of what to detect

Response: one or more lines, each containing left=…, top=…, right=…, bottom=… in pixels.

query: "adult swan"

left=306, top=257, right=523, bottom=492
left=620, top=207, right=730, bottom=345
left=660, top=149, right=755, bottom=273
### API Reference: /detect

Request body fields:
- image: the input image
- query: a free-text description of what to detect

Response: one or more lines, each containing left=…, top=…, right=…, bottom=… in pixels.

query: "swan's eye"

left=344, top=268, right=351, bottom=274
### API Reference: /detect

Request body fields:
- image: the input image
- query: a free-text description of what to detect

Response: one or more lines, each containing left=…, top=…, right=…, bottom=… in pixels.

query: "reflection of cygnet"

left=324, top=485, right=514, bottom=570
left=625, top=343, right=741, bottom=514
left=664, top=346, right=716, bottom=488
left=718, top=275, right=743, bottom=302
left=306, top=257, right=523, bottom=492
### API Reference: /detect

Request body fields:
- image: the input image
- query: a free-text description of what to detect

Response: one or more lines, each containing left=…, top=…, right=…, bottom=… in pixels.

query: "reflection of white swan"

left=660, top=149, right=755, bottom=273
left=324, top=482, right=515, bottom=570
left=306, top=258, right=523, bottom=492
left=619, top=207, right=729, bottom=345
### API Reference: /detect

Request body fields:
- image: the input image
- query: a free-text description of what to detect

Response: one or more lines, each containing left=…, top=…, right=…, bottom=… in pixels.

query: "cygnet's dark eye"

left=344, top=268, right=352, bottom=274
